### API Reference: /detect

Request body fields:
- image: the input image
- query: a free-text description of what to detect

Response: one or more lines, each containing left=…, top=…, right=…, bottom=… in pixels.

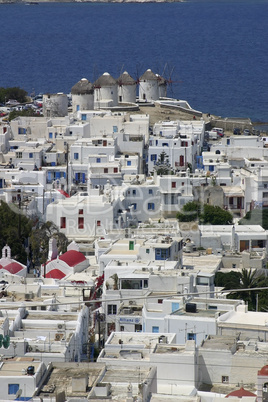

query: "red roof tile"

left=226, top=387, right=256, bottom=398
left=59, top=250, right=86, bottom=267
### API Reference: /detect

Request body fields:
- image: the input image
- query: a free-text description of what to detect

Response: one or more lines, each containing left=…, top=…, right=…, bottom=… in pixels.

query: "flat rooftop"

left=0, top=360, right=41, bottom=377
left=38, top=362, right=104, bottom=397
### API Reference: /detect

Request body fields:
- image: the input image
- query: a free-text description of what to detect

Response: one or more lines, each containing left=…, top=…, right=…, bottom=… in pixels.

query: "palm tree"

left=229, top=268, right=264, bottom=311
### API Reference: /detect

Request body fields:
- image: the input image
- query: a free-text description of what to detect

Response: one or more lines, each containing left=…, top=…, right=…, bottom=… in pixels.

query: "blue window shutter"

left=47, top=172, right=52, bottom=182
left=172, top=302, right=179, bottom=312
left=75, top=173, right=79, bottom=181
left=55, top=172, right=61, bottom=179
left=82, top=173, right=86, bottom=183
left=76, top=105, right=80, bottom=111
left=8, top=384, right=19, bottom=394
left=152, top=326, right=159, bottom=333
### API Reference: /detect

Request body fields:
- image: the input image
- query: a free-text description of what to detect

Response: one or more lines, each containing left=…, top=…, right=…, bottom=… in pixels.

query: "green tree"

left=0, top=87, right=28, bottom=104
left=153, top=151, right=175, bottom=176
left=30, top=221, right=68, bottom=266
left=223, top=268, right=267, bottom=311
left=202, top=204, right=233, bottom=225
left=239, top=208, right=268, bottom=230
left=0, top=201, right=32, bottom=264
left=215, top=270, right=241, bottom=290
left=176, top=201, right=233, bottom=225
left=176, top=201, right=201, bottom=222
left=9, top=108, right=39, bottom=121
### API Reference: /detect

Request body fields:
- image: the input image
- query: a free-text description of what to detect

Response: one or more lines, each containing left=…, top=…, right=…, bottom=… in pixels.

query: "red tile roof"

left=1, top=262, right=24, bottom=274
left=226, top=387, right=256, bottom=398
left=258, top=365, right=268, bottom=376
left=45, top=269, right=66, bottom=280
left=59, top=250, right=86, bottom=267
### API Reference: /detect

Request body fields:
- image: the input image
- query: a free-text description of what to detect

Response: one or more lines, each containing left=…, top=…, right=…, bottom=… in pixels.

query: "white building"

left=71, top=78, right=94, bottom=117
left=43, top=93, right=69, bottom=118
left=94, top=72, right=118, bottom=109
left=117, top=71, right=137, bottom=104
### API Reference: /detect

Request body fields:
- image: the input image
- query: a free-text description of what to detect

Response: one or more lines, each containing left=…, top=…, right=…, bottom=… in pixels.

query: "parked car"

left=233, top=128, right=241, bottom=135
left=212, top=127, right=224, bottom=137
left=243, top=129, right=251, bottom=135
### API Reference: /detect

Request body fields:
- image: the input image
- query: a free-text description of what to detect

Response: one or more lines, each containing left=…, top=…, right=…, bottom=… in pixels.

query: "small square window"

left=172, top=182, right=176, bottom=188
left=97, top=220, right=101, bottom=227
left=74, top=153, right=79, bottom=160
left=149, top=189, right=153, bottom=195
left=104, top=168, right=108, bottom=173
left=29, top=153, right=33, bottom=158
left=79, top=209, right=83, bottom=215
left=222, top=376, right=229, bottom=384
left=127, top=160, right=131, bottom=166
left=114, top=167, right=118, bottom=173
left=96, top=158, right=101, bottom=163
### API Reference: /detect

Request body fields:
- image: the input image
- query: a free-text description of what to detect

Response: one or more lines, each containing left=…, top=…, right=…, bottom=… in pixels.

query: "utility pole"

left=66, top=143, right=69, bottom=195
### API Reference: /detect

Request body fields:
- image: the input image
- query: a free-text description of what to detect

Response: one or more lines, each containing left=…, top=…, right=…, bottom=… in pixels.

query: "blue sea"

left=0, top=0, right=267, bottom=122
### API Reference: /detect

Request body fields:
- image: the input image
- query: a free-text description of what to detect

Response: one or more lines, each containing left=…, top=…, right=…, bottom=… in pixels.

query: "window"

left=60, top=217, right=66, bottom=229
left=187, top=333, right=196, bottom=341
left=172, top=181, right=176, bottom=188
left=158, top=299, right=163, bottom=304
left=78, top=217, right=84, bottom=229
left=108, top=304, right=117, bottom=315
left=148, top=203, right=155, bottom=210
left=49, top=132, right=53, bottom=139
left=227, top=139, right=230, bottom=145
left=149, top=189, right=153, bottom=195
left=74, top=153, right=79, bottom=160
left=127, top=160, right=131, bottom=166
left=103, top=140, right=107, bottom=146
left=144, top=279, right=148, bottom=288
left=152, top=326, right=159, bottom=333
left=146, top=249, right=150, bottom=254
left=135, top=324, right=142, bottom=332
left=113, top=126, right=118, bottom=133
left=104, top=168, right=108, bottom=173
left=155, top=247, right=170, bottom=260
left=172, top=302, right=179, bottom=312
left=29, top=153, right=33, bottom=158
left=120, top=326, right=124, bottom=332
left=81, top=114, right=86, bottom=121
left=151, top=154, right=157, bottom=161
left=114, top=167, right=118, bottom=173
left=97, top=220, right=101, bottom=226
left=132, top=203, right=137, bottom=210
left=79, top=209, right=83, bottom=215
left=76, top=105, right=80, bottom=111
left=222, top=376, right=229, bottom=384
left=96, top=157, right=101, bottom=163
left=16, top=152, right=22, bottom=159
left=8, top=384, right=20, bottom=395
left=209, top=165, right=214, bottom=172
left=179, top=155, right=184, bottom=167
left=133, top=189, right=136, bottom=195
